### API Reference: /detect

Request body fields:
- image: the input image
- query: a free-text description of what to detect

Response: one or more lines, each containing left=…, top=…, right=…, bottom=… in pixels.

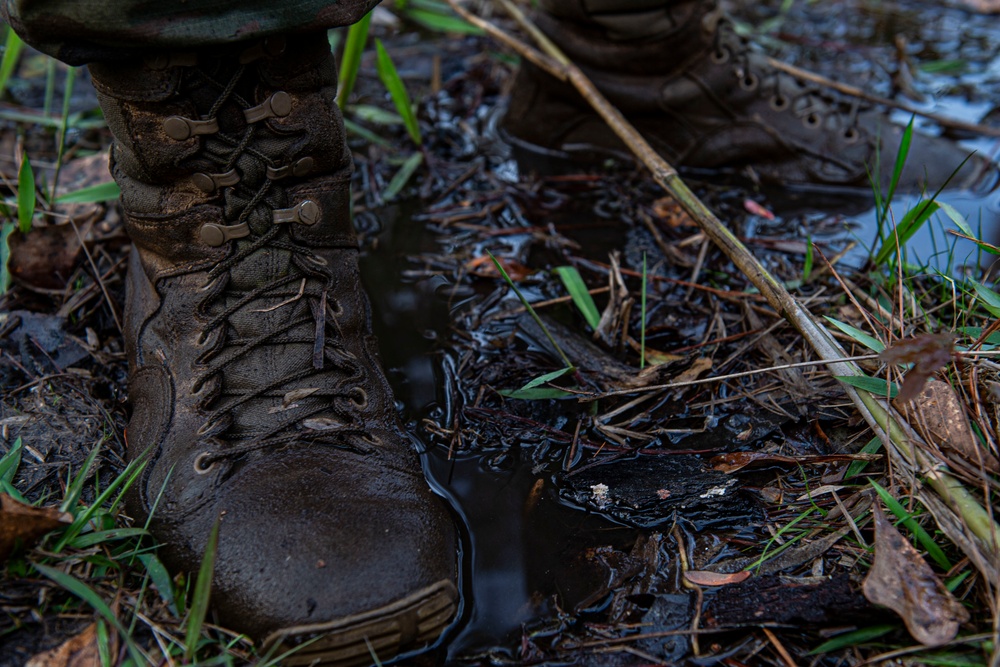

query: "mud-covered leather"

left=93, top=32, right=458, bottom=641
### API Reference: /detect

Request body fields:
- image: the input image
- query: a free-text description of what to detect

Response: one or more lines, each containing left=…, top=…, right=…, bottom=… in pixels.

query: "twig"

left=69, top=217, right=122, bottom=334
left=763, top=627, right=799, bottom=667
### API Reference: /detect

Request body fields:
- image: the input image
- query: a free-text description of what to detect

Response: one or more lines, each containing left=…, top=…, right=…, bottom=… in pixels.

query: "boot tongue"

left=215, top=233, right=361, bottom=447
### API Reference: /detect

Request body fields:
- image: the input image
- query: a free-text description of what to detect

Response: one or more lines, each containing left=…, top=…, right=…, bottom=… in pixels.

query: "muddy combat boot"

left=503, top=0, right=998, bottom=193
left=89, top=34, right=459, bottom=666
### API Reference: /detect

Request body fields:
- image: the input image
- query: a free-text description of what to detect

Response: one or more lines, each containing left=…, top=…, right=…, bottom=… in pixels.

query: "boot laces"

left=711, top=20, right=870, bottom=150
left=164, top=59, right=376, bottom=470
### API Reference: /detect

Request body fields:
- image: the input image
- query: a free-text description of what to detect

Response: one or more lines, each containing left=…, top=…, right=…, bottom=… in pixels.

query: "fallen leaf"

left=710, top=452, right=880, bottom=473
left=685, top=570, right=751, bottom=587
left=465, top=255, right=532, bottom=281
left=880, top=333, right=955, bottom=402
left=0, top=494, right=73, bottom=562
left=672, top=357, right=713, bottom=385
left=7, top=223, right=88, bottom=290
left=895, top=378, right=1000, bottom=473
left=651, top=196, right=695, bottom=227
left=862, top=504, right=969, bottom=646
left=26, top=622, right=116, bottom=667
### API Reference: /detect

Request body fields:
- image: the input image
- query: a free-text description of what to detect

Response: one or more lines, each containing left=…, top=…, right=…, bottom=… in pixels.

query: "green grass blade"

left=869, top=479, right=951, bottom=569
left=878, top=116, right=914, bottom=229
left=824, top=316, right=885, bottom=353
left=554, top=266, right=600, bottom=330
left=810, top=625, right=897, bottom=654
left=185, top=517, right=221, bottom=661
left=488, top=251, right=573, bottom=369
left=374, top=39, right=422, bottom=146
left=515, top=366, right=574, bottom=393
left=33, top=562, right=144, bottom=664
left=402, top=8, right=483, bottom=34
left=0, top=27, right=24, bottom=100
left=382, top=151, right=424, bottom=201
left=970, top=280, right=1000, bottom=318
left=54, top=456, right=145, bottom=551
left=499, top=387, right=574, bottom=400
left=874, top=199, right=940, bottom=265
left=55, top=181, right=121, bottom=204
left=60, top=441, right=103, bottom=514
left=343, top=118, right=395, bottom=150
left=68, top=527, right=149, bottom=549
left=844, top=436, right=882, bottom=479
left=50, top=65, right=77, bottom=201
left=138, top=553, right=179, bottom=616
left=946, top=570, right=972, bottom=592
left=336, top=10, right=373, bottom=108
left=802, top=236, right=814, bottom=281
left=834, top=374, right=899, bottom=399
left=1, top=478, right=28, bottom=502
left=0, top=221, right=14, bottom=292
left=350, top=104, right=405, bottom=126
left=17, top=154, right=35, bottom=233
left=0, top=436, right=23, bottom=484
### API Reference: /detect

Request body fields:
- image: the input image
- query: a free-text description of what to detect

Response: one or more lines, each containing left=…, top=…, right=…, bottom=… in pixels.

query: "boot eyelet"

left=803, top=113, right=821, bottom=129
left=843, top=127, right=860, bottom=144
left=193, top=452, right=216, bottom=475
left=328, top=300, right=344, bottom=317
left=711, top=48, right=730, bottom=64
left=348, top=387, right=369, bottom=410
left=770, top=95, right=789, bottom=111
left=739, top=73, right=758, bottom=91
left=358, top=433, right=382, bottom=447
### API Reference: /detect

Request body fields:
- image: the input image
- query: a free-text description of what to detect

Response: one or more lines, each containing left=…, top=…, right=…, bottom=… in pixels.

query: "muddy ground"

left=2, top=0, right=999, bottom=664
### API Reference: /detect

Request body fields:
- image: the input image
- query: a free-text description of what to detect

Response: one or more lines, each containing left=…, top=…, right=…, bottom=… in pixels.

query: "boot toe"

left=196, top=449, right=459, bottom=664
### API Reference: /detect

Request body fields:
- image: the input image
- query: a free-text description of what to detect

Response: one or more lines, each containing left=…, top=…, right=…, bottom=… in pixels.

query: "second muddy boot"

left=503, top=0, right=998, bottom=193
left=90, top=34, right=459, bottom=666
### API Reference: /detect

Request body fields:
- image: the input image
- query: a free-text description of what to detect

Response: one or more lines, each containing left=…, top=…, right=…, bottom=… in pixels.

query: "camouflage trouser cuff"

left=1, top=0, right=378, bottom=65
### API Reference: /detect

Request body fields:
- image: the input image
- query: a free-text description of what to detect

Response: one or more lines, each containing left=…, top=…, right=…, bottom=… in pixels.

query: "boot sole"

left=261, top=579, right=459, bottom=666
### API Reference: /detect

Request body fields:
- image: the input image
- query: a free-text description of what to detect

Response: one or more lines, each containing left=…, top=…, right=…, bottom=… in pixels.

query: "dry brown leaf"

left=651, top=196, right=695, bottom=227
left=895, top=378, right=1000, bottom=473
left=685, top=570, right=751, bottom=587
left=863, top=504, right=969, bottom=646
left=672, top=356, right=713, bottom=385
left=880, top=333, right=955, bottom=402
left=710, top=451, right=879, bottom=473
left=464, top=255, right=532, bottom=281
left=8, top=222, right=89, bottom=290
left=26, top=622, right=116, bottom=667
left=0, top=494, right=73, bottom=562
